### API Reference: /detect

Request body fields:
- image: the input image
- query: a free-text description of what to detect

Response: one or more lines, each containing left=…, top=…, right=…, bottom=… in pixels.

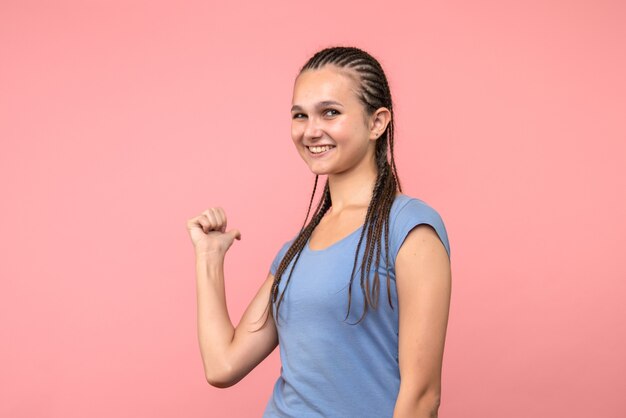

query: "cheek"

left=327, top=119, right=352, bottom=140
left=291, top=124, right=303, bottom=142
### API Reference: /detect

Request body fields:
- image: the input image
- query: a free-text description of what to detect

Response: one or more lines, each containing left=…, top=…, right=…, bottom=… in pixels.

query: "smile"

left=307, top=145, right=335, bottom=155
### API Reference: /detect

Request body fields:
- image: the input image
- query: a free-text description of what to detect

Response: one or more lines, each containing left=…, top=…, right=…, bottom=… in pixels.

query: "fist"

left=186, top=207, right=241, bottom=257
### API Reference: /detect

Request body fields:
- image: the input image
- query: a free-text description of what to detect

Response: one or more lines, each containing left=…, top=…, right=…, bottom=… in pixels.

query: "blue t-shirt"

left=263, top=194, right=451, bottom=418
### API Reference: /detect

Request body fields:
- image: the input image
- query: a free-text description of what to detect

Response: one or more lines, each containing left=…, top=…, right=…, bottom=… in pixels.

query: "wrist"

left=195, top=250, right=225, bottom=264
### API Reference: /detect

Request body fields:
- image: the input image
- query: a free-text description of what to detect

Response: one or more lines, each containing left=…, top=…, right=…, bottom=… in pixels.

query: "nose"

left=303, top=116, right=323, bottom=140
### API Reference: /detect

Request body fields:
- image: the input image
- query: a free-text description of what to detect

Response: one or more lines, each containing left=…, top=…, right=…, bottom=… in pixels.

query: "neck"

left=327, top=152, right=378, bottom=213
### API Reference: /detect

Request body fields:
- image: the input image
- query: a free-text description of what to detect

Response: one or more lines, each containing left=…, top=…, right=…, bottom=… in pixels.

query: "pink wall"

left=1, top=1, right=625, bottom=417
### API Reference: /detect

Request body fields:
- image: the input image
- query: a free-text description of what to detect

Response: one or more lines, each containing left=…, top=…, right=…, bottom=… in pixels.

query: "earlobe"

left=370, top=107, right=391, bottom=138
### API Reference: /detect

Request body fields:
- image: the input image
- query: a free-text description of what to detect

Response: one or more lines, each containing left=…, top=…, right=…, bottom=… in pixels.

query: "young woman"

left=186, top=46, right=452, bottom=418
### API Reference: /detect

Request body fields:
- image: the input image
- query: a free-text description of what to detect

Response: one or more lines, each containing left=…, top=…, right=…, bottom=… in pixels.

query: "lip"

left=306, top=145, right=335, bottom=158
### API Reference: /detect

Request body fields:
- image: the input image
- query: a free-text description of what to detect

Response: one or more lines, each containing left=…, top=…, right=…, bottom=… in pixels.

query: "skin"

left=186, top=64, right=451, bottom=418
left=289, top=65, right=391, bottom=246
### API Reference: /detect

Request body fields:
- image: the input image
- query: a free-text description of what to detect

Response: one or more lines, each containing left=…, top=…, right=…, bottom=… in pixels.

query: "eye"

left=292, top=113, right=306, bottom=119
left=324, top=109, right=340, bottom=117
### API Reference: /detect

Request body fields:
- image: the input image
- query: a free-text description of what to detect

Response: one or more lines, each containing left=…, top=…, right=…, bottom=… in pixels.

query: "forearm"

left=195, top=253, right=236, bottom=385
left=393, top=387, right=441, bottom=418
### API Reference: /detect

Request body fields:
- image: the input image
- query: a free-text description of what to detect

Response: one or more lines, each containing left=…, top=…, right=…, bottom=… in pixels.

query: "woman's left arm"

left=392, top=224, right=452, bottom=418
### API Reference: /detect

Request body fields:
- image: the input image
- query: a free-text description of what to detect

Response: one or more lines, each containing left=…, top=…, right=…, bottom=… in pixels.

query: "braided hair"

left=255, top=46, right=402, bottom=330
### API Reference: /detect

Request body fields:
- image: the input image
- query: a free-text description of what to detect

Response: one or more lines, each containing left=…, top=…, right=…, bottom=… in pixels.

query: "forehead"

left=291, top=66, right=360, bottom=105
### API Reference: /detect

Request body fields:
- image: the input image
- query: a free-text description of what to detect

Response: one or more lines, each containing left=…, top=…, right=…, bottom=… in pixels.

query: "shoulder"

left=270, top=237, right=296, bottom=276
left=391, top=194, right=443, bottom=221
left=389, top=194, right=451, bottom=261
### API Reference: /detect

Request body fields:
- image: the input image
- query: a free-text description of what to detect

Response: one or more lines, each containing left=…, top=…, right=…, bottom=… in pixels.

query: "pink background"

left=1, top=1, right=625, bottom=417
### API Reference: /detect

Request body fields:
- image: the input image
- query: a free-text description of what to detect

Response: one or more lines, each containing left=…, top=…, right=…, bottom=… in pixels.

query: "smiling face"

left=290, top=65, right=378, bottom=176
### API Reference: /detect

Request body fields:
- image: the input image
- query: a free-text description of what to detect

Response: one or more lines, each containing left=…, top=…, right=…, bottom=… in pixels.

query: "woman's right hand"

left=186, top=207, right=241, bottom=258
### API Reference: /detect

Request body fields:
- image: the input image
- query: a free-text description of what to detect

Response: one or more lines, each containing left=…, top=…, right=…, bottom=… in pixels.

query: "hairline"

left=296, top=63, right=373, bottom=123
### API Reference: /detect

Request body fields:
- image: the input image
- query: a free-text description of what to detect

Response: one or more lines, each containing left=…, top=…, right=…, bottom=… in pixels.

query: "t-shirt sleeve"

left=269, top=239, right=294, bottom=276
left=390, top=199, right=451, bottom=264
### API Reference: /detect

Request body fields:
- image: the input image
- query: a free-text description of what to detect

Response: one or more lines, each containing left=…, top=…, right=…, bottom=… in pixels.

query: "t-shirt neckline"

left=305, top=224, right=364, bottom=253
left=304, top=194, right=408, bottom=254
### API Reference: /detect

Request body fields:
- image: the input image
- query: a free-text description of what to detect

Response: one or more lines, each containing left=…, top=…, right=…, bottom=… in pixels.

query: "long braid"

left=253, top=177, right=329, bottom=330
left=301, top=175, right=320, bottom=232
left=253, top=46, right=402, bottom=330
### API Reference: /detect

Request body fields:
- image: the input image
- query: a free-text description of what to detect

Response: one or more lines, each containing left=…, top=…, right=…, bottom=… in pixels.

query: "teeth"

left=308, top=145, right=333, bottom=154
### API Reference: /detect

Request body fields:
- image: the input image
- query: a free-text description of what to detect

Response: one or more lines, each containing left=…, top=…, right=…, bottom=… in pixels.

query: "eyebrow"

left=291, top=100, right=344, bottom=112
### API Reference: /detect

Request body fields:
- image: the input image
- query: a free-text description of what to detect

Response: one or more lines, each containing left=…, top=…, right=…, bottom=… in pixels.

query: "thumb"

left=227, top=229, right=242, bottom=241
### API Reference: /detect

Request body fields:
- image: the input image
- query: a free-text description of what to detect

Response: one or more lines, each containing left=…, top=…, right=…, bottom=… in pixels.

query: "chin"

left=309, top=167, right=329, bottom=176
left=306, top=164, right=334, bottom=176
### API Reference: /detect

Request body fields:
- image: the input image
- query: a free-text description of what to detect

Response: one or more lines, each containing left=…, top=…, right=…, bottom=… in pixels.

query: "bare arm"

left=188, top=207, right=278, bottom=388
left=196, top=255, right=278, bottom=388
left=392, top=224, right=452, bottom=418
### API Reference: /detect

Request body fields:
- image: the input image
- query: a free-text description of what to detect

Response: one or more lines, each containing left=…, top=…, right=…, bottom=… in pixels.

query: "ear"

left=369, top=107, right=391, bottom=140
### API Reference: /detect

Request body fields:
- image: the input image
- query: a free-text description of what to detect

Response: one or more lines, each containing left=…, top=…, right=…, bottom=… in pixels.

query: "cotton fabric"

left=263, top=194, right=451, bottom=418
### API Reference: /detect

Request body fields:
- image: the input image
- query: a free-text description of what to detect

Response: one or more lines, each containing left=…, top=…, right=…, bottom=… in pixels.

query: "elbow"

left=205, top=374, right=232, bottom=389
left=423, top=393, right=441, bottom=413
left=415, top=388, right=441, bottom=411
left=397, top=385, right=441, bottom=416
left=204, top=363, right=236, bottom=389
left=206, top=376, right=234, bottom=389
